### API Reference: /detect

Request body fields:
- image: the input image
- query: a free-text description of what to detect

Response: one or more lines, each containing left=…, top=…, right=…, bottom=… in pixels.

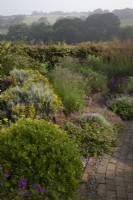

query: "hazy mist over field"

left=0, top=0, right=133, bottom=15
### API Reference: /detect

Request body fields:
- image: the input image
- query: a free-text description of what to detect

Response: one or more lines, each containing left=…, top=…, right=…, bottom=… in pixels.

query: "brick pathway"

left=96, top=121, right=133, bottom=200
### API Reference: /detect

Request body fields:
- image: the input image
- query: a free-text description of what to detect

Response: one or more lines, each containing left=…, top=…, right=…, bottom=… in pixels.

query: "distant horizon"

left=0, top=0, right=133, bottom=16
left=1, top=7, right=133, bottom=17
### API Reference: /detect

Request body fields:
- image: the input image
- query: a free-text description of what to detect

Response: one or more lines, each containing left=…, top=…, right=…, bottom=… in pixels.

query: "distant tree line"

left=31, top=8, right=133, bottom=20
left=0, top=13, right=133, bottom=44
left=0, top=15, right=25, bottom=30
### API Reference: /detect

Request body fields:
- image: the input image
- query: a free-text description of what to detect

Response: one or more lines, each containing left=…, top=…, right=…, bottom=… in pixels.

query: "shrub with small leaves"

left=1, top=69, right=63, bottom=122
left=0, top=118, right=82, bottom=199
left=109, top=96, right=133, bottom=120
left=127, top=77, right=133, bottom=94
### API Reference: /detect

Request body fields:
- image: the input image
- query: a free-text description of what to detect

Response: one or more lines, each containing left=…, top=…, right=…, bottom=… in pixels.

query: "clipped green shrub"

left=0, top=118, right=82, bottom=200
left=51, top=67, right=86, bottom=115
left=1, top=69, right=63, bottom=122
left=109, top=96, right=133, bottom=120
left=0, top=42, right=35, bottom=77
left=0, top=42, right=48, bottom=77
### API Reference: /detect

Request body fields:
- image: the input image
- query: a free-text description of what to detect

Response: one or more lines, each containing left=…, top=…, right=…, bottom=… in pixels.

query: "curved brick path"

left=81, top=121, right=133, bottom=200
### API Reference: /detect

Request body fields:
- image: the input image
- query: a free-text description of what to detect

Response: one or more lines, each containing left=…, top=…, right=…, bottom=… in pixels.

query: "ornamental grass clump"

left=0, top=118, right=82, bottom=200
left=103, top=39, right=133, bottom=78
left=51, top=67, right=86, bottom=115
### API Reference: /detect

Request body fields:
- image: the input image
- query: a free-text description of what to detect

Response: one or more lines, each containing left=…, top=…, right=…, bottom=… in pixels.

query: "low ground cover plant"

left=64, top=119, right=116, bottom=157
left=0, top=118, right=82, bottom=200
left=75, top=113, right=111, bottom=127
left=84, top=104, right=124, bottom=131
left=63, top=103, right=124, bottom=157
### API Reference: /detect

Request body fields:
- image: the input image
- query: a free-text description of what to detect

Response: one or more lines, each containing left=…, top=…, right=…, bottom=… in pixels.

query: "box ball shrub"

left=0, top=118, right=82, bottom=199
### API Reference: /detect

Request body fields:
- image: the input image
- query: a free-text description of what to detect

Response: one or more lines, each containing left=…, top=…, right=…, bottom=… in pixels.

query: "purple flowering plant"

left=0, top=166, right=52, bottom=199
left=18, top=179, right=27, bottom=187
left=65, top=102, right=124, bottom=157
left=0, top=170, right=50, bottom=199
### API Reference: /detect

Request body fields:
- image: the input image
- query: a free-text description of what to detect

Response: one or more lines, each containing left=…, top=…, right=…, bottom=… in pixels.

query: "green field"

left=0, top=29, right=8, bottom=34
left=23, top=15, right=133, bottom=27
left=121, top=19, right=133, bottom=27
left=23, top=14, right=87, bottom=25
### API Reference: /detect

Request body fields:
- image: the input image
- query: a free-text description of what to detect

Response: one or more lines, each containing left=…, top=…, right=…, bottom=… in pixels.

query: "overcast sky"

left=0, top=0, right=133, bottom=16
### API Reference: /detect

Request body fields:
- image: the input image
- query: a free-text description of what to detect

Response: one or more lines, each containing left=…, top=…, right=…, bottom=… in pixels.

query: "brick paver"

left=95, top=121, right=133, bottom=200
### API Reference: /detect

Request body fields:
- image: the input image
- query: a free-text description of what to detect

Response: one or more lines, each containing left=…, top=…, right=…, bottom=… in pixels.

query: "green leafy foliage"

left=86, top=55, right=107, bottom=72
left=79, top=67, right=108, bottom=93
left=0, top=118, right=82, bottom=200
left=0, top=41, right=50, bottom=79
left=58, top=56, right=108, bottom=94
left=109, top=96, right=133, bottom=120
left=0, top=42, right=39, bottom=77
